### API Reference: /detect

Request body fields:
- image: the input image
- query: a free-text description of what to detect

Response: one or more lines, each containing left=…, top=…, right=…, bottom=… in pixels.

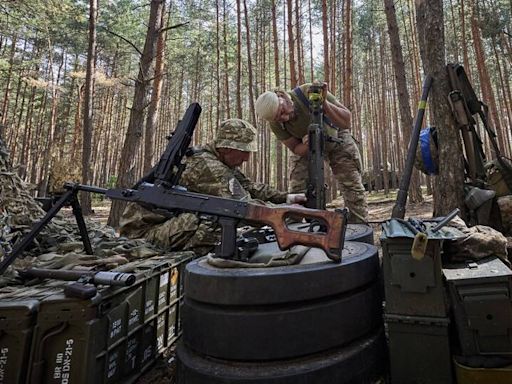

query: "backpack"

left=415, top=126, right=439, bottom=175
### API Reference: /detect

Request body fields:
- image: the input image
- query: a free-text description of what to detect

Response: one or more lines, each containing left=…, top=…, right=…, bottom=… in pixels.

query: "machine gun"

left=18, top=267, right=136, bottom=299
left=305, top=83, right=327, bottom=210
left=107, top=102, right=348, bottom=262
left=0, top=183, right=107, bottom=275
left=447, top=63, right=512, bottom=189
left=0, top=103, right=347, bottom=271
left=446, top=63, right=512, bottom=228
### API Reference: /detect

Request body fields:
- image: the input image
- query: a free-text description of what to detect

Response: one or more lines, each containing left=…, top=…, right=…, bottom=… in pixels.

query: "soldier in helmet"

left=119, top=118, right=305, bottom=255
left=255, top=83, right=368, bottom=223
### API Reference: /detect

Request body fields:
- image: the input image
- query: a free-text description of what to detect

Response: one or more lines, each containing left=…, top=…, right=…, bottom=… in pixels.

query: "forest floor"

left=118, top=190, right=435, bottom=384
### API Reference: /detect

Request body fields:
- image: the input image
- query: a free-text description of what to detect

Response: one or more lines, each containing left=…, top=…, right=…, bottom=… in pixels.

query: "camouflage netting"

left=0, top=138, right=166, bottom=287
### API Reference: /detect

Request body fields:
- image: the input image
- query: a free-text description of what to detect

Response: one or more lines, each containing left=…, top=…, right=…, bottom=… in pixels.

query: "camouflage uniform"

left=120, top=119, right=287, bottom=255
left=267, top=83, right=368, bottom=223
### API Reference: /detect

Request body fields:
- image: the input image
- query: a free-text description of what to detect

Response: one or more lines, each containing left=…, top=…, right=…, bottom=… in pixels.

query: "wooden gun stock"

left=246, top=205, right=348, bottom=262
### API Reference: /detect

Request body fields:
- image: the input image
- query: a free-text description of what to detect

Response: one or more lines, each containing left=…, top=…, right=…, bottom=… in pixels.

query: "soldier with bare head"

left=255, top=83, right=368, bottom=223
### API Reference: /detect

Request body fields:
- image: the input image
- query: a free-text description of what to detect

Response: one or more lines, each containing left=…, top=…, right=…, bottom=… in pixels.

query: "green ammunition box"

left=123, top=329, right=142, bottom=377
left=0, top=283, right=67, bottom=384
left=385, top=314, right=453, bottom=384
left=24, top=251, right=194, bottom=384
left=382, top=220, right=450, bottom=317
left=0, top=252, right=193, bottom=384
left=140, top=320, right=157, bottom=368
left=443, top=257, right=512, bottom=356
left=0, top=301, right=38, bottom=384
left=167, top=303, right=178, bottom=346
left=454, top=358, right=512, bottom=383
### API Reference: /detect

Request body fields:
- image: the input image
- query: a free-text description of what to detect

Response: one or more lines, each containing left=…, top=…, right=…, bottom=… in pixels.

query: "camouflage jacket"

left=119, top=144, right=287, bottom=248
left=181, top=144, right=287, bottom=203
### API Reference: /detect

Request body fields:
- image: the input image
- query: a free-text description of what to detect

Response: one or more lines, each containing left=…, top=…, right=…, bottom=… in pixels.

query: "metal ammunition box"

left=0, top=300, right=38, bottom=384
left=443, top=257, right=512, bottom=356
left=381, top=220, right=455, bottom=317
left=385, top=314, right=453, bottom=384
left=0, top=251, right=193, bottom=384
left=0, top=283, right=71, bottom=384
left=454, top=358, right=512, bottom=383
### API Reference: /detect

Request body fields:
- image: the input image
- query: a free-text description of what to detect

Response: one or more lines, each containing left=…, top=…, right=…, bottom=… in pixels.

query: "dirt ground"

left=126, top=192, right=435, bottom=384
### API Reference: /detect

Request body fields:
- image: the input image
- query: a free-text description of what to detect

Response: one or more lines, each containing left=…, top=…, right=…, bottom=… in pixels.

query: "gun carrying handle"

left=247, top=205, right=347, bottom=262
left=29, top=322, right=68, bottom=384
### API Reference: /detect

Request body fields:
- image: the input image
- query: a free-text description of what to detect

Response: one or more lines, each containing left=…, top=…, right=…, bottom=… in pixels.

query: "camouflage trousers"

left=145, top=214, right=221, bottom=256
left=120, top=203, right=220, bottom=256
left=289, top=130, right=368, bottom=223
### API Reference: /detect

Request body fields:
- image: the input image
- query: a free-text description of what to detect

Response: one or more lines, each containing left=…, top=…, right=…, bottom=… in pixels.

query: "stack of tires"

left=177, top=225, right=386, bottom=383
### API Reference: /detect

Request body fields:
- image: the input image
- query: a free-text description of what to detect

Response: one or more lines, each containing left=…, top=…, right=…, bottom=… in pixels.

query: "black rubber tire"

left=182, top=280, right=383, bottom=360
left=184, top=241, right=380, bottom=306
left=345, top=223, right=374, bottom=245
left=177, top=328, right=387, bottom=384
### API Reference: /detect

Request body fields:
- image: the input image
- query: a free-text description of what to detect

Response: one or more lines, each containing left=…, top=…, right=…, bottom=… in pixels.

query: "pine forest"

left=0, top=0, right=511, bottom=220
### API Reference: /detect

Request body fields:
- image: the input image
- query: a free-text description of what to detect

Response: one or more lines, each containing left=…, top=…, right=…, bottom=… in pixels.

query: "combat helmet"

left=215, top=118, right=257, bottom=152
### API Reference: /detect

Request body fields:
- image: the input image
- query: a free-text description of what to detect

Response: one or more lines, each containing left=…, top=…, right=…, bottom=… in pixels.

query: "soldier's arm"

left=282, top=136, right=308, bottom=157
left=234, top=169, right=287, bottom=204
left=323, top=91, right=351, bottom=130
left=181, top=155, right=251, bottom=200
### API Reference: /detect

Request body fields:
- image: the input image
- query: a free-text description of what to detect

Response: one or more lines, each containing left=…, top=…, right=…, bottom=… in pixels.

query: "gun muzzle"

left=92, top=271, right=136, bottom=286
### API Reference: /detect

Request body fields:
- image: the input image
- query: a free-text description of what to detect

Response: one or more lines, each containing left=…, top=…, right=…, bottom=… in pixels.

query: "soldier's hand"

left=313, top=79, right=328, bottom=102
left=320, top=82, right=328, bottom=102
left=286, top=193, right=307, bottom=205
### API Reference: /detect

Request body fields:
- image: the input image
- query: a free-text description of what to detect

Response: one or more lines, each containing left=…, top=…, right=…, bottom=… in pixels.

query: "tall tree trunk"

left=242, top=0, right=257, bottom=126
left=38, top=37, right=64, bottom=197
left=286, top=0, right=297, bottom=87
left=321, top=0, right=329, bottom=83
left=384, top=0, right=423, bottom=203
left=308, top=0, right=314, bottom=81
left=1, top=34, right=17, bottom=127
left=460, top=0, right=471, bottom=76
left=223, top=0, right=231, bottom=118
left=415, top=0, right=465, bottom=216
left=295, top=0, right=305, bottom=84
left=271, top=0, right=284, bottom=190
left=144, top=2, right=167, bottom=173
left=82, top=0, right=98, bottom=215
left=236, top=0, right=243, bottom=117
left=108, top=0, right=165, bottom=227
left=343, top=0, right=352, bottom=109
left=379, top=32, right=390, bottom=196
left=470, top=0, right=506, bottom=156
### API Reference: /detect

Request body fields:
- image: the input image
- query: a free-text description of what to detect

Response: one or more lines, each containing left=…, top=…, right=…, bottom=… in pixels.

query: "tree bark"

left=286, top=0, right=297, bottom=87
left=321, top=0, right=329, bottom=84
left=384, top=0, right=423, bottom=203
left=81, top=0, right=98, bottom=215
left=415, top=0, right=465, bottom=216
left=343, top=0, right=352, bottom=110
left=144, top=2, right=167, bottom=173
left=271, top=0, right=284, bottom=190
left=236, top=0, right=243, bottom=117
left=108, top=0, right=165, bottom=227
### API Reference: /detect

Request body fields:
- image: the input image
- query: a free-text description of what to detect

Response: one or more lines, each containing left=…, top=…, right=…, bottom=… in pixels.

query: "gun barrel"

left=20, top=268, right=136, bottom=287
left=306, top=85, right=326, bottom=210
left=93, top=271, right=136, bottom=286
